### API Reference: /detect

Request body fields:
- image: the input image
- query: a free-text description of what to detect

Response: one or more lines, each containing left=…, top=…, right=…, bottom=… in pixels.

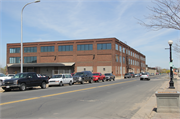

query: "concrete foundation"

left=155, top=91, right=180, bottom=113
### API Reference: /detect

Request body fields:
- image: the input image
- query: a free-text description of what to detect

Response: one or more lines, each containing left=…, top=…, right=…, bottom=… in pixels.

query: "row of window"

left=115, top=44, right=145, bottom=61
left=9, top=57, right=37, bottom=64
left=115, top=55, right=145, bottom=67
left=9, top=43, right=112, bottom=53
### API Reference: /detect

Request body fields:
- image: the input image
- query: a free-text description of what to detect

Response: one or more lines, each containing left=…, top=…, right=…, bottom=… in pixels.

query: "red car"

left=92, top=73, right=105, bottom=82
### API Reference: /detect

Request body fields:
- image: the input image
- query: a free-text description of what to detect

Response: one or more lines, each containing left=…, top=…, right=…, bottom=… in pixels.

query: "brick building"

left=6, top=38, right=146, bottom=76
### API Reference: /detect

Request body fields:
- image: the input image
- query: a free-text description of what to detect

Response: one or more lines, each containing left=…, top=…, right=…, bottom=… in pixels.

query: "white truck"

left=0, top=73, right=12, bottom=86
left=48, top=74, right=73, bottom=87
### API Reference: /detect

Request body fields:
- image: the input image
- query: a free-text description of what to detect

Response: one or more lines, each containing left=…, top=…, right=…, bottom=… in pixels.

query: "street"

left=0, top=75, right=167, bottom=119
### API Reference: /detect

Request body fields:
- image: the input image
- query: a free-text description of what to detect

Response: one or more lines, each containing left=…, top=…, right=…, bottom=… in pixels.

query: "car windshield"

left=105, top=73, right=111, bottom=76
left=0, top=73, right=7, bottom=77
left=52, top=75, right=62, bottom=78
left=93, top=73, right=99, bottom=76
left=13, top=73, right=27, bottom=79
left=74, top=72, right=84, bottom=76
left=125, top=73, right=129, bottom=75
left=142, top=73, right=147, bottom=75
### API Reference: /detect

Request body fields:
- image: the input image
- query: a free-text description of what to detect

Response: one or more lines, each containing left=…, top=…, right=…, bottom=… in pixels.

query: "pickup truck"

left=1, top=72, right=49, bottom=91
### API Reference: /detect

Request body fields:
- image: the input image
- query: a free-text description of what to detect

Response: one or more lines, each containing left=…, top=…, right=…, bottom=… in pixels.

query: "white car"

left=48, top=74, right=73, bottom=87
left=140, top=72, right=150, bottom=81
left=0, top=73, right=12, bottom=86
left=7, top=74, right=15, bottom=78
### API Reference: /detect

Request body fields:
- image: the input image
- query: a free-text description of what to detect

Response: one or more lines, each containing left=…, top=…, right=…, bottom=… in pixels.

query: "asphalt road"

left=0, top=75, right=168, bottom=119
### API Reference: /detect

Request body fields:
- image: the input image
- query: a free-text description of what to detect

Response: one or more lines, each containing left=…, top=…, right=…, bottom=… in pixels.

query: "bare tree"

left=139, top=0, right=180, bottom=30
left=138, top=0, right=180, bottom=53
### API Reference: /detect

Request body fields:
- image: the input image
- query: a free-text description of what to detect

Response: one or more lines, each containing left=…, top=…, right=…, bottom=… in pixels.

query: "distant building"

left=146, top=66, right=157, bottom=75
left=6, top=38, right=146, bottom=76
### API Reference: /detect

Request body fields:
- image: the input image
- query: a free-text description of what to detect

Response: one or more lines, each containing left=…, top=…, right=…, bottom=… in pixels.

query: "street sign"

left=169, top=62, right=173, bottom=67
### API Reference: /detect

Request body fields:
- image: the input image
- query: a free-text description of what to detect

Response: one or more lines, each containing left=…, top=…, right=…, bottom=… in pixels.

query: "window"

left=115, top=44, right=118, bottom=50
left=123, top=57, right=125, bottom=64
left=119, top=46, right=121, bottom=52
left=41, top=46, right=54, bottom=52
left=129, top=59, right=130, bottom=64
left=9, top=57, right=20, bottom=63
left=131, top=59, right=132, bottom=65
left=97, top=43, right=111, bottom=50
left=59, top=45, right=73, bottom=51
left=77, top=44, right=93, bottom=51
left=103, top=68, right=105, bottom=71
left=24, top=56, right=37, bottom=63
left=10, top=48, right=20, bottom=53
left=24, top=47, right=37, bottom=53
left=84, top=68, right=86, bottom=71
left=116, top=55, right=118, bottom=62
left=119, top=56, right=122, bottom=63
left=123, top=48, right=125, bottom=53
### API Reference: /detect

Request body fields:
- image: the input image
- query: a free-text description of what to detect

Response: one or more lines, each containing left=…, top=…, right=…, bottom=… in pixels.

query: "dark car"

left=73, top=71, right=93, bottom=84
left=1, top=72, right=49, bottom=91
left=124, top=73, right=131, bottom=79
left=104, top=73, right=115, bottom=81
left=129, top=72, right=135, bottom=78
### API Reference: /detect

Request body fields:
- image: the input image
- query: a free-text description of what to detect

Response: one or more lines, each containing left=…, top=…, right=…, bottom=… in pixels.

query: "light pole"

left=121, top=48, right=122, bottom=78
left=168, top=40, right=175, bottom=89
left=21, top=0, right=40, bottom=73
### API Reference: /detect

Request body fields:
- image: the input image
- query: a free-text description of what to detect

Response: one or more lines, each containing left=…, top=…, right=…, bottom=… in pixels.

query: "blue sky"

left=0, top=0, right=180, bottom=69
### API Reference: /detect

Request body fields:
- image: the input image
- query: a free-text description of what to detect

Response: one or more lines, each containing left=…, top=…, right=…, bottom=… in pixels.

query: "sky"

left=0, top=0, right=180, bottom=69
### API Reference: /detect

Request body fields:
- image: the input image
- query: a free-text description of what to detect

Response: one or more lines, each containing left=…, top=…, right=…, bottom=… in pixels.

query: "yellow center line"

left=0, top=80, right=136, bottom=106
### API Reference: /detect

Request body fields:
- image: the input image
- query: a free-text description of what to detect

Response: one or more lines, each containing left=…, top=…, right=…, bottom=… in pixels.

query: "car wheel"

left=41, top=82, right=46, bottom=89
left=89, top=79, right=93, bottom=83
left=59, top=81, right=63, bottom=86
left=102, top=79, right=104, bottom=82
left=124, top=77, right=126, bottom=79
left=109, top=79, right=111, bottom=81
left=140, top=78, right=143, bottom=80
left=0, top=80, right=2, bottom=86
left=69, top=81, right=72, bottom=86
left=20, top=83, right=26, bottom=91
left=113, top=78, right=115, bottom=81
left=81, top=81, right=84, bottom=84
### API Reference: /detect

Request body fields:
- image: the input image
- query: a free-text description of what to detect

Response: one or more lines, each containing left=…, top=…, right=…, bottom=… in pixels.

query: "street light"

left=168, top=40, right=175, bottom=89
left=21, top=0, right=40, bottom=73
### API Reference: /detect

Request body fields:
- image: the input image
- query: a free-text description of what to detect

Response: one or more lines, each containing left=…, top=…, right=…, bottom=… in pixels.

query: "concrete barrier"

left=155, top=91, right=180, bottom=113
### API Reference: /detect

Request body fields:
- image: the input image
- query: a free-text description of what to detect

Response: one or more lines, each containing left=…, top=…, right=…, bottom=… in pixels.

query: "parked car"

left=73, top=71, right=93, bottom=84
left=71, top=73, right=75, bottom=76
left=129, top=72, right=135, bottom=78
left=1, top=72, right=49, bottom=91
left=104, top=73, right=115, bottom=81
left=37, top=74, right=42, bottom=77
left=49, top=74, right=73, bottom=87
left=92, top=73, right=105, bottom=82
left=0, top=73, right=12, bottom=86
left=7, top=74, right=15, bottom=78
left=135, top=73, right=140, bottom=77
left=140, top=72, right=150, bottom=81
left=124, top=73, right=131, bottom=79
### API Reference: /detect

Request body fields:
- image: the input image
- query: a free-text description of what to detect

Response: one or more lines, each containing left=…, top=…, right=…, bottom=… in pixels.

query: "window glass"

left=41, top=46, right=54, bottom=52
left=10, top=48, right=20, bottom=53
left=77, top=44, right=93, bottom=51
left=24, top=56, right=37, bottom=63
left=97, top=43, right=111, bottom=50
left=119, top=46, right=121, bottom=52
left=123, top=57, right=125, bottom=63
left=9, top=57, right=20, bottom=63
left=115, top=44, right=118, bottom=50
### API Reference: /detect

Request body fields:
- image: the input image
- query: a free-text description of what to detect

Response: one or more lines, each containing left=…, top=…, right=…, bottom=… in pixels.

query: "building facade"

left=6, top=38, right=146, bottom=76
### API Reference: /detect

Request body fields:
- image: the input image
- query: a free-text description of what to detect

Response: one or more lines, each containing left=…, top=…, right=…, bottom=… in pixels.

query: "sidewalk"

left=131, top=75, right=180, bottom=119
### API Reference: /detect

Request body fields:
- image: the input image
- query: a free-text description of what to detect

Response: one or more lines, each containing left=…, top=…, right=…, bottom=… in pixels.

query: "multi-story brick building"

left=6, top=38, right=146, bottom=77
